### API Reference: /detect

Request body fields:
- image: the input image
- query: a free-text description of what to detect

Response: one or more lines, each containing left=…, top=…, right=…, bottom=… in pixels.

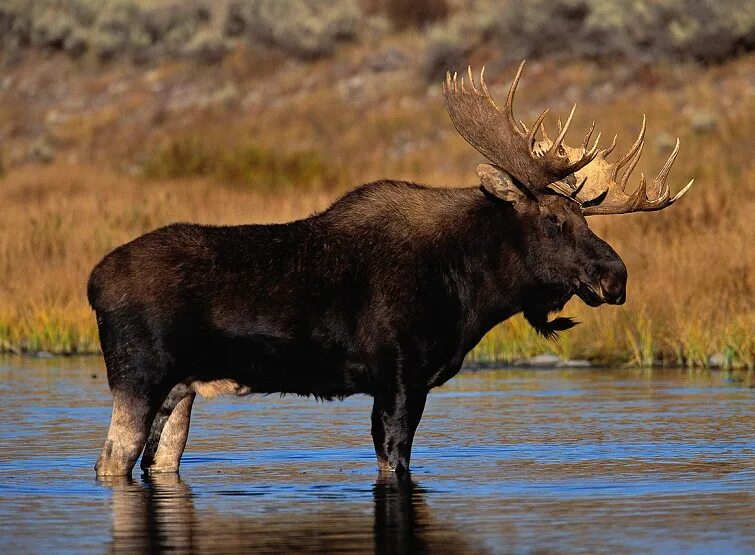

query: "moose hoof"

left=94, top=459, right=133, bottom=477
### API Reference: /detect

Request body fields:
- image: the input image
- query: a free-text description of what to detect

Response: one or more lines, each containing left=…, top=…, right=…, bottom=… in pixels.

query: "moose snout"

left=598, top=264, right=627, bottom=305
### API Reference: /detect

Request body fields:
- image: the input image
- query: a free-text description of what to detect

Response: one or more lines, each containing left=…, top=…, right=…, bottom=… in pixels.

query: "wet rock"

left=708, top=352, right=726, bottom=368
left=513, top=353, right=593, bottom=368
left=558, top=359, right=592, bottom=368
left=514, top=353, right=562, bottom=368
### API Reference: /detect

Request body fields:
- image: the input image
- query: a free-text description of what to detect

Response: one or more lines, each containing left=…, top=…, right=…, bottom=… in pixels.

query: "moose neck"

left=447, top=187, right=540, bottom=347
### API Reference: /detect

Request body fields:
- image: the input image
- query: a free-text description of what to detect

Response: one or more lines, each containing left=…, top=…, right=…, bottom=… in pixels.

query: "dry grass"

left=0, top=51, right=753, bottom=367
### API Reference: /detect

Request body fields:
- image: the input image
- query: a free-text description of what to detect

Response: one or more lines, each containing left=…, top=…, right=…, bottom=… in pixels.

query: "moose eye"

left=545, top=214, right=565, bottom=234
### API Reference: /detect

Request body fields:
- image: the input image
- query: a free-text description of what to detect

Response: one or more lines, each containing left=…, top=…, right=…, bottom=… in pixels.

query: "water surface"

left=0, top=356, right=753, bottom=553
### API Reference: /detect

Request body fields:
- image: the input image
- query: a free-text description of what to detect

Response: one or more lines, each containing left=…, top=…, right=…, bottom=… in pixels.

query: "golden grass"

left=0, top=53, right=753, bottom=367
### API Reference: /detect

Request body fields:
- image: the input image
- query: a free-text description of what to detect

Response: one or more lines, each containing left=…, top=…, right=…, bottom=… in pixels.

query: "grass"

left=141, top=137, right=341, bottom=191
left=0, top=47, right=752, bottom=367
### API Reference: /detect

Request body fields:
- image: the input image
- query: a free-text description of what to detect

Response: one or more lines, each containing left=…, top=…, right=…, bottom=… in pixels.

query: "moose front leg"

left=371, top=387, right=427, bottom=474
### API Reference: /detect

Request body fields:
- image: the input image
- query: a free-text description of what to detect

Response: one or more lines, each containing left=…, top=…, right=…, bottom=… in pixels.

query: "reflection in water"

left=373, top=474, right=428, bottom=555
left=106, top=475, right=195, bottom=554
left=103, top=473, right=481, bottom=554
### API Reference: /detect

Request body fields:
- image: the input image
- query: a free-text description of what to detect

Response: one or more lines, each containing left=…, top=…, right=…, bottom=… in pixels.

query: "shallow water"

left=0, top=356, right=753, bottom=554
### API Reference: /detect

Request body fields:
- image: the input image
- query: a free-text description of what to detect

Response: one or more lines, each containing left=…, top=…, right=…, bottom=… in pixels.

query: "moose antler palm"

left=443, top=62, right=601, bottom=191
left=443, top=62, right=693, bottom=215
left=564, top=116, right=694, bottom=215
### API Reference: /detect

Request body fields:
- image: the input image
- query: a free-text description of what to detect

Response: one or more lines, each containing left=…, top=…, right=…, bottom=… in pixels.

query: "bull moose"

left=90, top=63, right=693, bottom=476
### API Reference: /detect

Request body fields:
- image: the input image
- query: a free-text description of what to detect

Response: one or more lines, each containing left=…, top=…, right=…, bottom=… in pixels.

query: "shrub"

left=142, top=137, right=339, bottom=191
left=223, top=0, right=362, bottom=59
left=494, top=0, right=755, bottom=64
left=141, top=137, right=214, bottom=180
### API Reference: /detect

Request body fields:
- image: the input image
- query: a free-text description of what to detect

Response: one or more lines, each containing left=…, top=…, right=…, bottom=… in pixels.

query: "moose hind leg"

left=96, top=389, right=160, bottom=477
left=141, top=384, right=196, bottom=474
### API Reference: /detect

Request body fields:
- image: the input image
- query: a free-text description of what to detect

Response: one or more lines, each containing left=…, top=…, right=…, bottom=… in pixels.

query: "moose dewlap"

left=90, top=62, right=693, bottom=476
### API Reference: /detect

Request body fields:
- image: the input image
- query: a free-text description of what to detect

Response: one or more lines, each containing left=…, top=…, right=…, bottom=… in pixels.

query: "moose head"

left=443, top=63, right=693, bottom=336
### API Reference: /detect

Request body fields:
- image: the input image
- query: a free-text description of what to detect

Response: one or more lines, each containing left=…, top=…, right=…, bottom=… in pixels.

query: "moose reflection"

left=102, top=473, right=482, bottom=554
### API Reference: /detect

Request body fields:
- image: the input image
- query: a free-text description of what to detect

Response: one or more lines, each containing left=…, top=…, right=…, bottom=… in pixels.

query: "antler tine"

left=649, top=137, right=680, bottom=200
left=550, top=104, right=577, bottom=155
left=618, top=141, right=643, bottom=193
left=614, top=115, right=646, bottom=176
left=671, top=179, right=695, bottom=203
left=600, top=134, right=618, bottom=158
left=527, top=109, right=550, bottom=157
left=630, top=172, right=649, bottom=209
left=585, top=132, right=602, bottom=160
left=504, top=61, right=525, bottom=129
left=541, top=122, right=550, bottom=142
left=467, top=65, right=477, bottom=93
left=479, top=66, right=491, bottom=99
left=571, top=175, right=588, bottom=198
left=581, top=121, right=595, bottom=150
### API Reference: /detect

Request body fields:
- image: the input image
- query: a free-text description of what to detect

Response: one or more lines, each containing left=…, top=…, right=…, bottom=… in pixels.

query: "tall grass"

left=0, top=54, right=752, bottom=367
left=141, top=137, right=340, bottom=191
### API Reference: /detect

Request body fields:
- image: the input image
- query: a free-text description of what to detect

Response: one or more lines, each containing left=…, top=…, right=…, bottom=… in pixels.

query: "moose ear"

left=477, top=164, right=526, bottom=204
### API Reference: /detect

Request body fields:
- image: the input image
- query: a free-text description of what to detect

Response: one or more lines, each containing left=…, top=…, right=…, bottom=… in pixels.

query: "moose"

left=90, top=63, right=693, bottom=476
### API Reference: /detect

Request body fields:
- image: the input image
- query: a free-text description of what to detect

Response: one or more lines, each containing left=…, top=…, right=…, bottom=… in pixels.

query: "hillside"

left=0, top=0, right=753, bottom=367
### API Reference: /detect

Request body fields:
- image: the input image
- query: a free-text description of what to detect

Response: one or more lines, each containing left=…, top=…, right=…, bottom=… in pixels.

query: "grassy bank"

left=0, top=39, right=752, bottom=366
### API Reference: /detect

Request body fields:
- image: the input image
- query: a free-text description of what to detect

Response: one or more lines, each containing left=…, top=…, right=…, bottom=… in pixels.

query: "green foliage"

left=624, top=309, right=656, bottom=368
left=226, top=0, right=362, bottom=59
left=0, top=0, right=362, bottom=63
left=1, top=0, right=752, bottom=65
left=141, top=137, right=338, bottom=191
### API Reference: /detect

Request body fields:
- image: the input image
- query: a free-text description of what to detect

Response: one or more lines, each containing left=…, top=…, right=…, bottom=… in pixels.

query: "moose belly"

left=191, top=379, right=252, bottom=398
left=185, top=335, right=371, bottom=399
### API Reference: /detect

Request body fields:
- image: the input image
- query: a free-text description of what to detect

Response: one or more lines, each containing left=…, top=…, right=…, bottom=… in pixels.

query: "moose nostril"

left=600, top=275, right=626, bottom=304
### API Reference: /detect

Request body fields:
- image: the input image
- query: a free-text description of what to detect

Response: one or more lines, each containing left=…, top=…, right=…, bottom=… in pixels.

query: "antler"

left=442, top=62, right=601, bottom=192
left=563, top=116, right=694, bottom=216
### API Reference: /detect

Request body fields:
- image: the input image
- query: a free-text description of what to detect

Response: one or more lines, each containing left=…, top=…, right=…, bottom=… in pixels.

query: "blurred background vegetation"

left=0, top=0, right=753, bottom=367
